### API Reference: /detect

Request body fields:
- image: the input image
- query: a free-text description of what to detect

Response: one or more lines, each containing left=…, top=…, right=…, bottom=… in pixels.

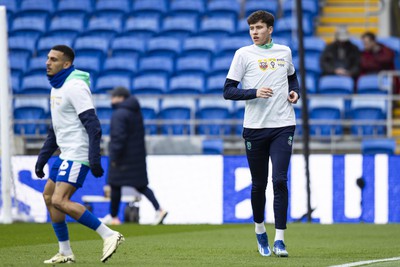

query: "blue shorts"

left=49, top=158, right=90, bottom=188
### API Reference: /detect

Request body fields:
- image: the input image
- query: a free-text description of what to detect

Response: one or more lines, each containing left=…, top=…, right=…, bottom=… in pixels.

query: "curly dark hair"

left=247, top=10, right=275, bottom=27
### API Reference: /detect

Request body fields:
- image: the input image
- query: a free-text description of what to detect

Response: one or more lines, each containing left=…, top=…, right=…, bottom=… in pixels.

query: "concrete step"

left=323, top=6, right=379, bottom=14
left=392, top=128, right=400, bottom=137
left=317, top=25, right=378, bottom=35
left=319, top=16, right=379, bottom=24
left=394, top=108, right=400, bottom=118
left=325, top=0, right=379, bottom=5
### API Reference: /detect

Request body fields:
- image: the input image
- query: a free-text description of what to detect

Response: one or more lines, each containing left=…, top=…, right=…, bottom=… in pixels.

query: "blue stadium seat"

left=161, top=16, right=198, bottom=39
left=358, top=74, right=387, bottom=94
left=182, top=37, right=217, bottom=58
left=361, top=138, right=396, bottom=154
left=159, top=97, right=196, bottom=135
left=94, top=98, right=112, bottom=135
left=233, top=100, right=245, bottom=135
left=74, top=36, right=109, bottom=59
left=235, top=18, right=249, bottom=38
left=274, top=17, right=312, bottom=40
left=212, top=55, right=233, bottom=76
left=298, top=74, right=317, bottom=94
left=132, top=74, right=168, bottom=95
left=48, top=16, right=85, bottom=38
left=138, top=56, right=174, bottom=76
left=377, top=36, right=400, bottom=69
left=169, top=0, right=205, bottom=18
left=18, top=0, right=55, bottom=18
left=0, top=0, right=18, bottom=14
left=21, top=74, right=50, bottom=94
left=85, top=17, right=122, bottom=38
left=282, top=0, right=318, bottom=18
left=138, top=98, right=159, bottom=135
left=26, top=56, right=47, bottom=75
left=9, top=36, right=37, bottom=58
left=124, top=16, right=160, bottom=39
left=206, top=0, right=240, bottom=19
left=218, top=37, right=252, bottom=57
left=292, top=36, right=325, bottom=58
left=309, top=98, right=343, bottom=136
left=197, top=98, right=232, bottom=135
left=199, top=17, right=235, bottom=39
left=146, top=37, right=181, bottom=58
left=11, top=71, right=22, bottom=93
left=94, top=0, right=130, bottom=18
left=9, top=54, right=29, bottom=76
left=37, top=36, right=75, bottom=56
left=176, top=56, right=210, bottom=75
left=131, top=0, right=167, bottom=18
left=202, top=139, right=224, bottom=154
left=319, top=76, right=354, bottom=94
left=169, top=74, right=205, bottom=94
left=351, top=98, right=386, bottom=136
left=55, top=0, right=93, bottom=18
left=245, top=0, right=279, bottom=17
left=94, top=74, right=131, bottom=94
left=14, top=97, right=49, bottom=135
left=111, top=36, right=146, bottom=58
left=271, top=37, right=291, bottom=47
left=292, top=55, right=321, bottom=80
left=206, top=74, right=226, bottom=94
left=73, top=55, right=102, bottom=77
left=103, top=57, right=137, bottom=76
left=11, top=16, right=47, bottom=38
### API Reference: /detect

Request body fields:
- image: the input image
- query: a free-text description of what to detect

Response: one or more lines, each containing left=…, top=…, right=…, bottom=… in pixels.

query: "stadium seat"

left=55, top=0, right=93, bottom=18
left=94, top=98, right=113, bottom=135
left=206, top=0, right=240, bottom=19
left=197, top=98, right=232, bottom=135
left=309, top=98, right=343, bottom=136
left=18, top=0, right=55, bottom=18
left=9, top=54, right=29, bottom=76
left=292, top=36, right=325, bottom=58
left=0, top=0, right=18, bottom=14
left=169, top=74, right=205, bottom=94
left=111, top=36, right=146, bottom=58
left=159, top=97, right=196, bottom=135
left=212, top=55, right=233, bottom=76
left=131, top=0, right=167, bottom=18
left=74, top=36, right=109, bottom=59
left=11, top=71, right=22, bottom=93
left=48, top=16, right=85, bottom=38
left=245, top=0, right=279, bottom=17
left=9, top=36, right=37, bottom=58
left=21, top=74, right=50, bottom=94
left=124, top=16, right=160, bottom=39
left=282, top=0, right=318, bottom=18
left=26, top=56, right=47, bottom=75
left=103, top=57, right=137, bottom=76
left=274, top=17, right=312, bottom=40
left=319, top=76, right=354, bottom=94
left=199, top=17, right=235, bottom=39
left=218, top=37, right=252, bottom=57
left=206, top=74, right=226, bottom=94
left=138, top=56, right=174, bottom=76
left=361, top=138, right=396, bottom=154
left=146, top=37, right=181, bottom=58
left=169, top=0, right=205, bottom=18
left=85, top=17, right=122, bottom=38
left=10, top=16, right=47, bottom=39
left=298, top=74, right=317, bottom=94
left=176, top=56, right=210, bottom=75
left=73, top=55, right=102, bottom=78
left=95, top=74, right=131, bottom=94
left=36, top=36, right=75, bottom=56
left=161, top=16, right=198, bottom=40
left=94, top=0, right=131, bottom=18
left=14, top=96, right=49, bottom=135
left=138, top=98, right=160, bottom=135
left=357, top=74, right=387, bottom=94
left=182, top=37, right=217, bottom=58
left=202, top=139, right=224, bottom=154
left=292, top=55, right=321, bottom=79
left=351, top=97, right=386, bottom=136
left=132, top=74, right=168, bottom=95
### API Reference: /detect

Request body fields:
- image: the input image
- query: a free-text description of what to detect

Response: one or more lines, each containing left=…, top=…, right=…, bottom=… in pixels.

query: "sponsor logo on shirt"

left=258, top=59, right=268, bottom=71
left=258, top=58, right=285, bottom=71
left=50, top=96, right=62, bottom=108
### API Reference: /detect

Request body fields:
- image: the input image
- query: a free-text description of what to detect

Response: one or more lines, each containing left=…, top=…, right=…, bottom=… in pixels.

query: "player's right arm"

left=35, top=123, right=58, bottom=178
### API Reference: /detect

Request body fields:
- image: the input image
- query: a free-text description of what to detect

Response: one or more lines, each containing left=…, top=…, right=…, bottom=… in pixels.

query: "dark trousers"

left=243, top=126, right=295, bottom=230
left=110, top=185, right=161, bottom=217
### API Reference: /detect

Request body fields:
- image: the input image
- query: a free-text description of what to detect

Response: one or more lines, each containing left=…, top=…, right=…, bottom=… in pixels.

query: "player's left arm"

left=287, top=49, right=300, bottom=104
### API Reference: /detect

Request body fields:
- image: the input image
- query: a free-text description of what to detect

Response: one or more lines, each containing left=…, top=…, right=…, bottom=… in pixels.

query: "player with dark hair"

left=35, top=45, right=124, bottom=264
left=224, top=10, right=299, bottom=257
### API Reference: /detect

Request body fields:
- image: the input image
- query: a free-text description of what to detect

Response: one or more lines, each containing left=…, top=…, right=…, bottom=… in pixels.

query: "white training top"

left=50, top=78, right=94, bottom=162
left=227, top=43, right=296, bottom=129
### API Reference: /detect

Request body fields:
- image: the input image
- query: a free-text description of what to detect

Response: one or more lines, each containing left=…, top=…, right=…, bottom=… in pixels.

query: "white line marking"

left=330, top=257, right=400, bottom=267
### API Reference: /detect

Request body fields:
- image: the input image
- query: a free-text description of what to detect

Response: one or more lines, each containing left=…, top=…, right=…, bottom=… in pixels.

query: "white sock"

left=59, top=240, right=73, bottom=256
left=95, top=223, right=115, bottom=239
left=275, top=229, right=284, bottom=241
left=255, top=222, right=266, bottom=234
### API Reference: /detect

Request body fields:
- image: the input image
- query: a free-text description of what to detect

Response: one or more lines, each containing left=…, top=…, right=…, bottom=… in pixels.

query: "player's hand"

left=288, top=91, right=299, bottom=104
left=256, top=87, right=273, bottom=98
left=90, top=162, right=104, bottom=178
left=35, top=162, right=45, bottom=179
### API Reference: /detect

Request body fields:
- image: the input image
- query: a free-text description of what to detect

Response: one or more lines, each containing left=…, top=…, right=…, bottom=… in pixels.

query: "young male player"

left=224, top=11, right=300, bottom=257
left=35, top=45, right=124, bottom=264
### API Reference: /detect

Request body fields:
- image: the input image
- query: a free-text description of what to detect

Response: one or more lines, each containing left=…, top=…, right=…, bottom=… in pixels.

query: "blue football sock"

left=52, top=221, right=69, bottom=242
left=77, top=210, right=101, bottom=231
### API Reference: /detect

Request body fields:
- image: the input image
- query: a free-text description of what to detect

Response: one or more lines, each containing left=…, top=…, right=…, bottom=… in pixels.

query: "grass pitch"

left=0, top=223, right=399, bottom=266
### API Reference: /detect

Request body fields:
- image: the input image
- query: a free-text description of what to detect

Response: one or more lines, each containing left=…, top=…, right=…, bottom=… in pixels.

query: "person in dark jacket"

left=320, top=27, right=361, bottom=79
left=106, top=86, right=167, bottom=225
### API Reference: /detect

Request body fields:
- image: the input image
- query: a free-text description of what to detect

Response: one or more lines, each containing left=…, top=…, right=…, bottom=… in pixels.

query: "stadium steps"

left=317, top=0, right=379, bottom=43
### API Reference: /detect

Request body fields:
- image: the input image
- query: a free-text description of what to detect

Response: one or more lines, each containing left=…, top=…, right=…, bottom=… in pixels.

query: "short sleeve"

left=67, top=80, right=95, bottom=115
left=287, top=49, right=295, bottom=76
left=227, top=50, right=246, bottom=82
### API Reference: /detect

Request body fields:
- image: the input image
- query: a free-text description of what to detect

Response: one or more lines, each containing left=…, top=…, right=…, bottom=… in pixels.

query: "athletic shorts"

left=49, top=158, right=89, bottom=188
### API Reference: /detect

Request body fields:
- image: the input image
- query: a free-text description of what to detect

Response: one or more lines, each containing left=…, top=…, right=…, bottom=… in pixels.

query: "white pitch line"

left=330, top=257, right=400, bottom=267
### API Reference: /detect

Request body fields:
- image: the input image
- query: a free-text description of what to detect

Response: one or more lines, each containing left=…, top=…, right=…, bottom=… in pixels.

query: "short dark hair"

left=361, top=32, right=376, bottom=41
left=247, top=10, right=275, bottom=27
left=51, top=45, right=75, bottom=63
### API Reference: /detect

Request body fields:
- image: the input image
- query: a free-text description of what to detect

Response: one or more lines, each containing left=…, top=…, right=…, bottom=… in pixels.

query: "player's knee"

left=51, top=195, right=64, bottom=211
left=43, top=193, right=53, bottom=206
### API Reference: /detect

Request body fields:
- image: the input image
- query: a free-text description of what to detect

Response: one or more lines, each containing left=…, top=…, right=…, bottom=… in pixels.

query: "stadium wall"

left=4, top=155, right=400, bottom=224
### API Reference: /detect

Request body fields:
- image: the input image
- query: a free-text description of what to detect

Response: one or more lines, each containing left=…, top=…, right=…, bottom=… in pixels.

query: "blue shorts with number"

left=49, top=158, right=90, bottom=188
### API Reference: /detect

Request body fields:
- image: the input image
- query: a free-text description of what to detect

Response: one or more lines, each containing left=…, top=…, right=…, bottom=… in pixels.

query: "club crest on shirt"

left=268, top=58, right=277, bottom=70
left=258, top=59, right=268, bottom=71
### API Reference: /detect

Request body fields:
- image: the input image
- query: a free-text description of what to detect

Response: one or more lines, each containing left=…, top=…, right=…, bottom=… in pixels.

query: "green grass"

left=0, top=223, right=399, bottom=266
